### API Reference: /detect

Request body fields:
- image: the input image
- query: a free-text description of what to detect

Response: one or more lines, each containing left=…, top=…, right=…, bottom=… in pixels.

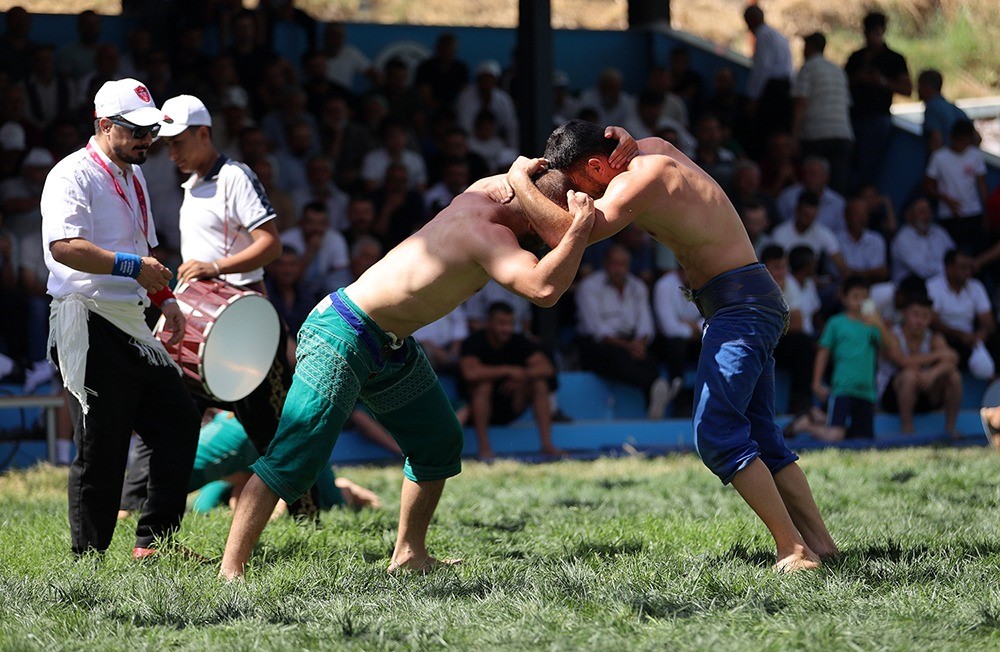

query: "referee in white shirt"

left=41, top=78, right=200, bottom=557
left=118, top=95, right=320, bottom=517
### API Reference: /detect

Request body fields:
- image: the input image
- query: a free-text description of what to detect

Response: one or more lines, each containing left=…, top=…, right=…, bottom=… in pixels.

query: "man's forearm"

left=508, top=171, right=572, bottom=249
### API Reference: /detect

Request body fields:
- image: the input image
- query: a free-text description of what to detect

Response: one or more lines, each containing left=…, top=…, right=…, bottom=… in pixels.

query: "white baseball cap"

left=93, top=78, right=164, bottom=126
left=158, top=94, right=212, bottom=137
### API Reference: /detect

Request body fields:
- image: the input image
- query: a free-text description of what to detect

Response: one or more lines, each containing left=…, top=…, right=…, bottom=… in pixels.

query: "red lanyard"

left=86, top=142, right=150, bottom=244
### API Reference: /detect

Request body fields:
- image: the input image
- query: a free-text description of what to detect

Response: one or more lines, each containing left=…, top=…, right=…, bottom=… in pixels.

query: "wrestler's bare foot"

left=268, top=500, right=288, bottom=521
left=335, top=477, right=382, bottom=509
left=386, top=554, right=462, bottom=575
left=773, top=547, right=821, bottom=572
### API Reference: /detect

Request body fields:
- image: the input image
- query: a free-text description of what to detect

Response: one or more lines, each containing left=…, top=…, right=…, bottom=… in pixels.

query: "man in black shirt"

left=844, top=12, right=912, bottom=187
left=459, top=301, right=561, bottom=460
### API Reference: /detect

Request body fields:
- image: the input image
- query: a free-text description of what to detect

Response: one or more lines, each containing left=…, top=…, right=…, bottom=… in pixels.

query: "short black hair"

left=950, top=119, right=977, bottom=140
left=918, top=69, right=943, bottom=92
left=543, top=120, right=617, bottom=172
left=788, top=245, right=815, bottom=273
left=760, top=245, right=786, bottom=265
left=841, top=274, right=870, bottom=294
left=533, top=169, right=572, bottom=210
left=901, top=295, right=933, bottom=310
left=896, top=274, right=929, bottom=304
left=863, top=12, right=887, bottom=33
left=487, top=301, right=514, bottom=317
left=804, top=32, right=826, bottom=53
left=797, top=189, right=821, bottom=208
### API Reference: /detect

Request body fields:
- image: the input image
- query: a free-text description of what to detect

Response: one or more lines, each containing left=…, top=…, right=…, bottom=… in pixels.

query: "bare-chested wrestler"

left=218, top=175, right=595, bottom=579
left=501, top=120, right=839, bottom=571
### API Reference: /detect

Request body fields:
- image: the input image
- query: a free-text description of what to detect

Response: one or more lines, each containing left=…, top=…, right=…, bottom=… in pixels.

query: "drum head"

left=202, top=294, right=281, bottom=402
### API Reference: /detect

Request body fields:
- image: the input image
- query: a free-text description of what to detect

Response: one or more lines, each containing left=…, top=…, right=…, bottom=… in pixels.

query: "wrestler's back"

left=627, top=146, right=758, bottom=290
left=344, top=193, right=495, bottom=337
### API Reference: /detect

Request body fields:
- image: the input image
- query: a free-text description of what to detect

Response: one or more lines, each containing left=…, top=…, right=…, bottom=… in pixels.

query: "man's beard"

left=113, top=143, right=148, bottom=165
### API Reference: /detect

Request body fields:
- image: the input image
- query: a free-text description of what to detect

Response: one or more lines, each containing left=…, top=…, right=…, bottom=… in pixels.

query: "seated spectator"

left=211, top=86, right=254, bottom=155
left=878, top=296, right=962, bottom=437
left=457, top=60, right=519, bottom=150
left=552, top=70, right=582, bottom=126
left=857, top=181, right=897, bottom=238
left=0, top=146, right=50, bottom=242
left=465, top=279, right=533, bottom=334
left=360, top=117, right=427, bottom=193
left=322, top=22, right=379, bottom=93
left=807, top=276, right=891, bottom=441
left=344, top=235, right=384, bottom=285
left=415, top=33, right=469, bottom=110
left=0, top=6, right=36, bottom=84
left=651, top=266, right=700, bottom=401
left=426, top=126, right=488, bottom=186
left=292, top=156, right=349, bottom=231
left=318, top=95, right=374, bottom=193
left=785, top=245, right=824, bottom=338
left=459, top=302, right=562, bottom=460
left=56, top=9, right=102, bottom=82
left=579, top=67, right=633, bottom=129
left=371, top=163, right=425, bottom=248
left=739, top=200, right=773, bottom=258
left=776, top=157, right=846, bottom=233
left=871, top=273, right=928, bottom=328
left=264, top=245, right=314, bottom=337
left=758, top=131, right=799, bottom=197
left=17, top=229, right=53, bottom=391
left=279, top=201, right=350, bottom=301
left=890, top=197, right=955, bottom=282
left=413, top=305, right=468, bottom=376
left=467, top=109, right=518, bottom=173
left=762, top=245, right=818, bottom=415
left=228, top=10, right=278, bottom=99
left=273, top=120, right=319, bottom=193
left=576, top=244, right=672, bottom=419
left=770, top=190, right=847, bottom=279
left=249, top=157, right=297, bottom=233
left=927, top=249, right=999, bottom=378
left=424, top=159, right=469, bottom=218
left=838, top=196, right=889, bottom=283
left=21, top=44, right=75, bottom=133
left=341, top=195, right=381, bottom=248
left=641, top=66, right=689, bottom=128
left=924, top=119, right=988, bottom=254
left=669, top=47, right=704, bottom=115
left=691, top=112, right=737, bottom=193
left=261, top=89, right=319, bottom=154
left=729, top=160, right=780, bottom=227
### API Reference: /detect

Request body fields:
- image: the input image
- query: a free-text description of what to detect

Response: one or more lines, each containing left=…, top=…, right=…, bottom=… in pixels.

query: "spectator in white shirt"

left=889, top=197, right=955, bottom=282
left=927, top=249, right=998, bottom=371
left=771, top=190, right=848, bottom=279
left=467, top=109, right=518, bottom=173
left=924, top=119, right=988, bottom=253
left=776, top=157, right=847, bottom=233
left=360, top=117, right=427, bottom=193
left=743, top=4, right=793, bottom=154
left=424, top=159, right=469, bottom=218
left=291, top=156, right=349, bottom=232
left=791, top=32, right=854, bottom=196
left=739, top=200, right=773, bottom=259
left=576, top=244, right=672, bottom=419
left=579, top=68, right=635, bottom=128
left=280, top=201, right=350, bottom=300
left=652, top=266, right=701, bottom=394
left=322, top=22, right=378, bottom=92
left=762, top=245, right=819, bottom=414
left=465, top=279, right=533, bottom=334
left=838, top=197, right=888, bottom=283
left=456, top=60, right=519, bottom=150
left=784, top=245, right=824, bottom=339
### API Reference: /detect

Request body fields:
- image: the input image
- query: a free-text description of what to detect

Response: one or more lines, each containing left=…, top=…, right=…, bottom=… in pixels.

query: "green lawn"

left=1, top=448, right=999, bottom=651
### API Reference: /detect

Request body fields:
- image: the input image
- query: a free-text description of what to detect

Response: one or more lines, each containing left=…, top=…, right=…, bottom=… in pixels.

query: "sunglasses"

left=108, top=116, right=160, bottom=139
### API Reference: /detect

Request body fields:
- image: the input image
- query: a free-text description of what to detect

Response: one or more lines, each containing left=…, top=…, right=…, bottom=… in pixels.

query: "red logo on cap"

left=134, top=86, right=151, bottom=103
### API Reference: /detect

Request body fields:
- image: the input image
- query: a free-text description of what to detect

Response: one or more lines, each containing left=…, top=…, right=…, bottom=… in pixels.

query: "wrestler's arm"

left=475, top=191, right=594, bottom=307
left=508, top=163, right=647, bottom=248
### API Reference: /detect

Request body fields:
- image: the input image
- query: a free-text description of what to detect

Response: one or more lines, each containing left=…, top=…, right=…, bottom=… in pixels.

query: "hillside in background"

left=3, top=0, right=998, bottom=101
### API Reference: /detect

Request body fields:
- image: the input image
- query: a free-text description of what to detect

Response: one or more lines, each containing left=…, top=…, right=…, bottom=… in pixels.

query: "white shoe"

left=648, top=377, right=671, bottom=419
left=23, top=361, right=54, bottom=394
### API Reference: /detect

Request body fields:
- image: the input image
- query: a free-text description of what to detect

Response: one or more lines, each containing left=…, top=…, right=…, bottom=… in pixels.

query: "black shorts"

left=829, top=395, right=875, bottom=439
left=880, top=374, right=942, bottom=414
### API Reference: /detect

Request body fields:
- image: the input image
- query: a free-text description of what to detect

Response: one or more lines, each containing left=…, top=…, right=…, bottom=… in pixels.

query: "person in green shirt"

left=809, top=276, right=893, bottom=441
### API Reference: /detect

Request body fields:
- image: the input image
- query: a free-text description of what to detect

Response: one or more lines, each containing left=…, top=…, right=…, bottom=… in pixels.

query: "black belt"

left=684, top=263, right=788, bottom=321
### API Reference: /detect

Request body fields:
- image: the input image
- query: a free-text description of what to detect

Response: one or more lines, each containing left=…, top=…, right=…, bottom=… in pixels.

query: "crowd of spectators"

left=1, top=4, right=999, bottom=444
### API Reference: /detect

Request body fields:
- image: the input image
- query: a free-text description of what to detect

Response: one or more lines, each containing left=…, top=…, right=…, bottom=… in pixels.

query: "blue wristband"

left=112, top=252, right=142, bottom=279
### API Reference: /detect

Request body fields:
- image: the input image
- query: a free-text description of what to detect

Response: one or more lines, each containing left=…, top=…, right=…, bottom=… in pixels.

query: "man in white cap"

left=39, top=77, right=201, bottom=558
left=456, top=59, right=519, bottom=150
left=117, top=94, right=321, bottom=518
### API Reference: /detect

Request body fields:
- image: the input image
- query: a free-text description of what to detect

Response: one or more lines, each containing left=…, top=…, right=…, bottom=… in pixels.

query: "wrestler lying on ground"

left=496, top=121, right=839, bottom=571
left=218, top=172, right=596, bottom=579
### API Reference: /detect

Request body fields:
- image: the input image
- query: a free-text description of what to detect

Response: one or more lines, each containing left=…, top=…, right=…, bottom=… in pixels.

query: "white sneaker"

left=648, top=377, right=671, bottom=419
left=23, top=361, right=54, bottom=394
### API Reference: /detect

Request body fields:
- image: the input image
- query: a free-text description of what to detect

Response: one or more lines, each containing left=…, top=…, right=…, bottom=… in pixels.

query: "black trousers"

left=119, top=318, right=317, bottom=514
left=579, top=336, right=661, bottom=401
left=57, top=312, right=200, bottom=554
left=772, top=331, right=817, bottom=415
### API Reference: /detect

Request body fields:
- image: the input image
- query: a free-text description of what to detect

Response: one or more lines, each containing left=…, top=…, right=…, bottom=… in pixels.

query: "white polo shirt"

left=179, top=155, right=277, bottom=286
left=41, top=137, right=158, bottom=303
left=926, top=274, right=991, bottom=334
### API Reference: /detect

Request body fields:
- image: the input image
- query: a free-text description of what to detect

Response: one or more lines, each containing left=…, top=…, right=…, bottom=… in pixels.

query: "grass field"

left=1, top=447, right=999, bottom=650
